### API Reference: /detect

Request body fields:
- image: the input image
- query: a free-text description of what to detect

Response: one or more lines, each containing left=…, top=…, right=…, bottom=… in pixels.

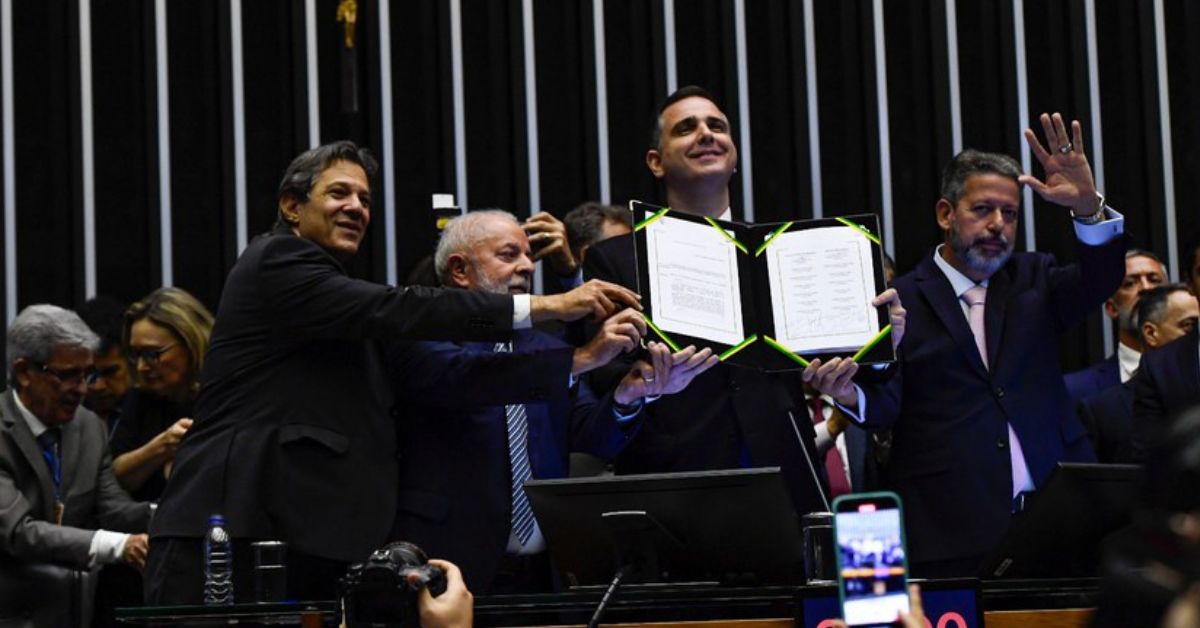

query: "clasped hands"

left=572, top=309, right=719, bottom=407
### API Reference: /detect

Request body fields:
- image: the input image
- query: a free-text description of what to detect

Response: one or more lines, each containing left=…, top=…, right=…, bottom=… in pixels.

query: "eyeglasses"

left=126, top=344, right=176, bottom=367
left=32, top=361, right=100, bottom=387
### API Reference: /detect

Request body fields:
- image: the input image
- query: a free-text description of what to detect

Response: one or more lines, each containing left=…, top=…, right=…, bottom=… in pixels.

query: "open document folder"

left=630, top=201, right=895, bottom=371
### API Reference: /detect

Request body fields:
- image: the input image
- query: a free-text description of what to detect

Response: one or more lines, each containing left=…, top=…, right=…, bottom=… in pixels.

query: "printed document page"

left=644, top=215, right=745, bottom=346
left=764, top=226, right=879, bottom=354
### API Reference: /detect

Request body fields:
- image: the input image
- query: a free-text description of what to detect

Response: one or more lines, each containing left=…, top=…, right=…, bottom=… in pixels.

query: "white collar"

left=717, top=207, right=732, bottom=221
left=1116, top=342, right=1142, bottom=383
left=932, top=244, right=989, bottom=298
left=12, top=390, right=51, bottom=438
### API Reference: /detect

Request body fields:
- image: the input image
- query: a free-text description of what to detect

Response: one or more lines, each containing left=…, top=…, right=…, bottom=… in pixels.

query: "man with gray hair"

left=390, top=210, right=716, bottom=592
left=1, top=305, right=151, bottom=625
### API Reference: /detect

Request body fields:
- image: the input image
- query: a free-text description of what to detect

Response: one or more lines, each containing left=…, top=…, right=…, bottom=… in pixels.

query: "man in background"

left=1064, top=250, right=1167, bottom=408
left=1, top=305, right=150, bottom=626
left=1080, top=284, right=1198, bottom=462
left=77, top=296, right=134, bottom=435
left=563, top=202, right=633, bottom=267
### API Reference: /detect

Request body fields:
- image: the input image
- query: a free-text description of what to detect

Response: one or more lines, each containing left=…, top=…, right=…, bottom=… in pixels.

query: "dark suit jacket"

left=1064, top=354, right=1120, bottom=410
left=1078, top=380, right=1136, bottom=464
left=1, top=390, right=150, bottom=604
left=1133, top=328, right=1200, bottom=458
left=583, top=234, right=830, bottom=516
left=151, top=228, right=514, bottom=563
left=387, top=329, right=634, bottom=592
left=856, top=238, right=1124, bottom=565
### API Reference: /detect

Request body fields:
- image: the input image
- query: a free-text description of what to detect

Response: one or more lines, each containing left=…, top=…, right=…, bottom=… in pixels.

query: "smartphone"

left=833, top=491, right=910, bottom=626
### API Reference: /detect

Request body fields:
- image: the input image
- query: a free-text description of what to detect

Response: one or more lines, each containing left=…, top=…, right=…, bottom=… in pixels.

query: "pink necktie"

left=961, top=285, right=1032, bottom=500
left=962, top=285, right=988, bottom=367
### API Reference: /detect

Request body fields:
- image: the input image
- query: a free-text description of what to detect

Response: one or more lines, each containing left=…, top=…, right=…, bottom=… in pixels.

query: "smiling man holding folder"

left=584, top=86, right=905, bottom=517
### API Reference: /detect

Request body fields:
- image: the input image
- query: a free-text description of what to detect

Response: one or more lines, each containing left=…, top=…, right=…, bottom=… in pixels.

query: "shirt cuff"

left=834, top=385, right=868, bottom=424
left=89, top=530, right=129, bottom=567
left=612, top=397, right=645, bottom=423
left=512, top=294, right=532, bottom=329
left=1073, top=206, right=1124, bottom=245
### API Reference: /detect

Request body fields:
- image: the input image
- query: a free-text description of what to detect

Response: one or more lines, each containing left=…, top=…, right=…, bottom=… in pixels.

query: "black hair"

left=274, top=140, right=379, bottom=229
left=649, top=85, right=723, bottom=150
left=940, top=149, right=1023, bottom=205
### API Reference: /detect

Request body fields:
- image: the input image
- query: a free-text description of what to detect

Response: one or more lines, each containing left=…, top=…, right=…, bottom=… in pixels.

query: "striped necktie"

left=496, top=342, right=536, bottom=545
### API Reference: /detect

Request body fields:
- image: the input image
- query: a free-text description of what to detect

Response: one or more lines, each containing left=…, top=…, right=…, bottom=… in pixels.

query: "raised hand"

left=1019, top=112, right=1101, bottom=216
left=524, top=212, right=578, bottom=276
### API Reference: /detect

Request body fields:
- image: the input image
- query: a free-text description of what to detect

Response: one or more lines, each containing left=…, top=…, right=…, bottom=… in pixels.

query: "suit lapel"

left=983, top=265, right=1011, bottom=372
left=2, top=392, right=57, bottom=519
left=914, top=255, right=989, bottom=377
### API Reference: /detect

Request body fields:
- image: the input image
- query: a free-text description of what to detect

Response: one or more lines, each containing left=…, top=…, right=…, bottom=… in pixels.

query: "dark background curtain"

left=1, top=0, right=1196, bottom=373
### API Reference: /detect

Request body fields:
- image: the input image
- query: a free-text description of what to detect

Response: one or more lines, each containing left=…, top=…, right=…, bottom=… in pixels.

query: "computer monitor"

left=525, top=467, right=806, bottom=587
left=980, top=462, right=1143, bottom=578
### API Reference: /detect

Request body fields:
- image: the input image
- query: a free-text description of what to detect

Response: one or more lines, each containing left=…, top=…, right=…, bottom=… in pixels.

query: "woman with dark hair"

left=110, top=287, right=213, bottom=501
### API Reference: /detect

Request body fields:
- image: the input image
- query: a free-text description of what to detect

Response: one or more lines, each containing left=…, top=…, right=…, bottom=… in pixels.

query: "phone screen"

left=833, top=492, right=910, bottom=626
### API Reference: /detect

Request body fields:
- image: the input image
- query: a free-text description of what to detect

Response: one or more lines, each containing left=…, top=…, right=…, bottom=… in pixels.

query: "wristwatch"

left=1071, top=193, right=1106, bottom=225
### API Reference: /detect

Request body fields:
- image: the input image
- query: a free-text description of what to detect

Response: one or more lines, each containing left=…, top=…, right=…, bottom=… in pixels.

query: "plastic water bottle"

left=203, top=514, right=234, bottom=605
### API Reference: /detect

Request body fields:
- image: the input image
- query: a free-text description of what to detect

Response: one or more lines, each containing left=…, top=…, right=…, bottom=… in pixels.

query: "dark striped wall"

left=2, top=0, right=1197, bottom=371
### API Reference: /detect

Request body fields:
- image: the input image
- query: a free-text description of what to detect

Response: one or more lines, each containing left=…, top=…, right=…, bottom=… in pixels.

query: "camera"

left=340, top=541, right=448, bottom=627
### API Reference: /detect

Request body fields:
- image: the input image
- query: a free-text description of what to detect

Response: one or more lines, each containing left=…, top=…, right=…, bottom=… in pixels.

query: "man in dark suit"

left=584, top=86, right=905, bottom=516
left=1063, top=249, right=1166, bottom=408
left=1134, top=299, right=1200, bottom=459
left=1, top=305, right=151, bottom=626
left=1080, top=284, right=1199, bottom=463
left=145, top=142, right=641, bottom=603
left=389, top=210, right=716, bottom=593
left=810, top=114, right=1126, bottom=576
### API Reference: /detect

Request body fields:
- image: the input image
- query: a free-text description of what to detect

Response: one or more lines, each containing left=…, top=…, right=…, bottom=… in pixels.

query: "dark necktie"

left=37, top=427, right=63, bottom=497
left=495, top=342, right=536, bottom=545
left=808, top=396, right=852, bottom=498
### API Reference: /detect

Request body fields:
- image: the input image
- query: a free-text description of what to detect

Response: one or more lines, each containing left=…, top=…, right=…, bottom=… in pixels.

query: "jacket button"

left=997, top=439, right=1007, bottom=449
left=994, top=387, right=1005, bottom=399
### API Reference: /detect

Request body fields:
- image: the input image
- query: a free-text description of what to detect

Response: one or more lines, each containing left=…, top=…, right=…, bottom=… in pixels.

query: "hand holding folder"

left=631, top=201, right=899, bottom=371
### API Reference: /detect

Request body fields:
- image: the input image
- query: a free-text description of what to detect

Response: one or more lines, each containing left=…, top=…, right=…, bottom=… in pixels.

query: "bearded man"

left=808, top=113, right=1128, bottom=576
